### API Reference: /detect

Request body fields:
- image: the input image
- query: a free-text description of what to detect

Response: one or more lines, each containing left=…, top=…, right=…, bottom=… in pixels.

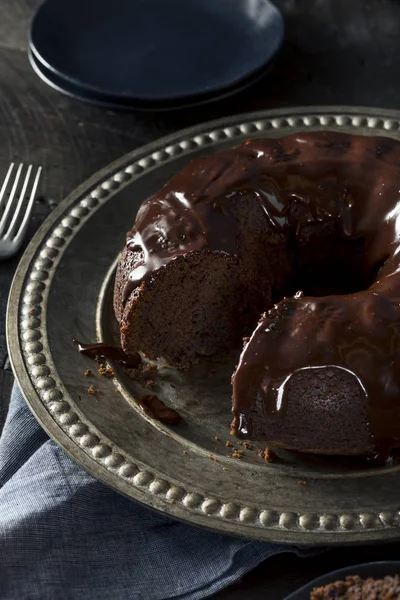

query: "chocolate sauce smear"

left=117, top=130, right=400, bottom=457
left=138, top=394, right=181, bottom=425
left=73, top=339, right=141, bottom=368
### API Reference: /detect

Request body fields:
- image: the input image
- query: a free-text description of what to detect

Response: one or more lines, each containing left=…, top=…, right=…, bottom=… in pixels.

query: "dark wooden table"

left=2, top=1, right=400, bottom=597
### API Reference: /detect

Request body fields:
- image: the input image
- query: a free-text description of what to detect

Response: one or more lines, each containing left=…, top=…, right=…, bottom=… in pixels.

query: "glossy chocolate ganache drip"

left=121, top=165, right=242, bottom=307
left=229, top=132, right=400, bottom=456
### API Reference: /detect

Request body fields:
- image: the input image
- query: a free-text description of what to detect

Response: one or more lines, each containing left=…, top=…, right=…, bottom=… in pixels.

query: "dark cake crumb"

left=311, top=574, right=400, bottom=599
left=298, top=480, right=307, bottom=486
left=98, top=363, right=114, bottom=378
left=183, top=450, right=188, bottom=455
left=232, top=449, right=244, bottom=459
left=240, top=441, right=253, bottom=450
left=84, top=369, right=91, bottom=376
left=258, top=448, right=276, bottom=462
left=124, top=362, right=159, bottom=386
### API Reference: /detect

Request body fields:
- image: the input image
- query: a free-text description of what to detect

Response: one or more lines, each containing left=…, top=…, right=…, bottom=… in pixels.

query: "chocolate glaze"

left=73, top=339, right=141, bottom=368
left=121, top=131, right=400, bottom=455
left=138, top=394, right=181, bottom=425
left=122, top=181, right=241, bottom=304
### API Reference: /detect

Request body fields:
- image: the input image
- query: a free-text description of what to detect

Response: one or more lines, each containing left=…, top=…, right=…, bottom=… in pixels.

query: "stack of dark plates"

left=29, top=0, right=284, bottom=111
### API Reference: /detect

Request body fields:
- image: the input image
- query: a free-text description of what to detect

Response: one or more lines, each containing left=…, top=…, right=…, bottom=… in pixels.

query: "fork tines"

left=0, top=163, right=42, bottom=243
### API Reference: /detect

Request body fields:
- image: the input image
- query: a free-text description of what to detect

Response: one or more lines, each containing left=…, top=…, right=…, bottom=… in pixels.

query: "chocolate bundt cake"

left=114, top=131, right=400, bottom=457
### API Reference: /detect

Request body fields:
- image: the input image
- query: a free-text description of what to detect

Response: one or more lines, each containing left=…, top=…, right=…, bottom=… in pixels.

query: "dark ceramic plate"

left=28, top=48, right=127, bottom=111
left=29, top=0, right=283, bottom=105
left=28, top=44, right=277, bottom=112
left=284, top=561, right=400, bottom=599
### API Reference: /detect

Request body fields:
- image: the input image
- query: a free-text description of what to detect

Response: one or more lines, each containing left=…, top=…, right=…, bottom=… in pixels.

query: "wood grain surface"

left=2, top=1, right=400, bottom=598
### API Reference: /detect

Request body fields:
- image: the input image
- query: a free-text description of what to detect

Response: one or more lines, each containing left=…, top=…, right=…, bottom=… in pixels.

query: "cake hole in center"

left=288, top=234, right=374, bottom=297
left=292, top=263, right=368, bottom=297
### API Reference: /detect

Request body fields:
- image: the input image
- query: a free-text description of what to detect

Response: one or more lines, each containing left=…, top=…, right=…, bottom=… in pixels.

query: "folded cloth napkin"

left=0, top=384, right=315, bottom=600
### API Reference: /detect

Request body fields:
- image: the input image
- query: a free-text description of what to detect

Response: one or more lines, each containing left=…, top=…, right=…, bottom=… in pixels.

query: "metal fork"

left=0, top=163, right=42, bottom=259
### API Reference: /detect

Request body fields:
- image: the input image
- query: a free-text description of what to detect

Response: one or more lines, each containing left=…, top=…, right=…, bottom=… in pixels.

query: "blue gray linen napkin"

left=0, top=384, right=313, bottom=600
